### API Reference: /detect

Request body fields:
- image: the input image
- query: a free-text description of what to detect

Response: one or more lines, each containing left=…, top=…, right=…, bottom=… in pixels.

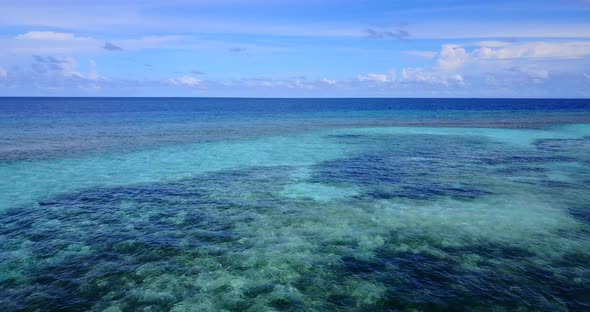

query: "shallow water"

left=1, top=98, right=590, bottom=311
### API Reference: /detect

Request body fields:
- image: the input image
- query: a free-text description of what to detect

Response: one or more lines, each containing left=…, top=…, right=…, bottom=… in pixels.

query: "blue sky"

left=1, top=0, right=590, bottom=97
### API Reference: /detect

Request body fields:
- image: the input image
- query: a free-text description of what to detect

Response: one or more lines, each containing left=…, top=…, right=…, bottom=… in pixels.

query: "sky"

left=1, top=0, right=590, bottom=97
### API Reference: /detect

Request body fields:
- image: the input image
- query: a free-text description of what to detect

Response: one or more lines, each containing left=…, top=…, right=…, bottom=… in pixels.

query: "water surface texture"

left=1, top=98, right=590, bottom=311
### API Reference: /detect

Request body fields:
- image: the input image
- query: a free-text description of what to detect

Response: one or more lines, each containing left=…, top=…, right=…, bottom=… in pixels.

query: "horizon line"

left=1, top=96, right=589, bottom=100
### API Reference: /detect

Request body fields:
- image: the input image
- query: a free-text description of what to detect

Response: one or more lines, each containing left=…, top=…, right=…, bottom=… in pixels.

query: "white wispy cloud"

left=87, top=60, right=99, bottom=80
left=471, top=41, right=590, bottom=60
left=320, top=78, right=336, bottom=85
left=253, top=79, right=314, bottom=89
left=16, top=31, right=90, bottom=41
left=404, top=50, right=438, bottom=59
left=4, top=3, right=590, bottom=39
left=101, top=35, right=188, bottom=51
left=221, top=77, right=338, bottom=91
left=32, top=55, right=78, bottom=75
left=410, top=23, right=590, bottom=39
left=168, top=75, right=201, bottom=87
left=513, top=66, right=550, bottom=83
left=400, top=68, right=464, bottom=86
left=354, top=68, right=463, bottom=87
left=2, top=32, right=190, bottom=55
left=356, top=73, right=392, bottom=83
left=30, top=56, right=102, bottom=81
left=0, top=55, right=105, bottom=92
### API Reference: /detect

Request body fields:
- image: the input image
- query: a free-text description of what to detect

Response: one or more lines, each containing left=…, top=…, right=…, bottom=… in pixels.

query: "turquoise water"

left=1, top=98, right=590, bottom=311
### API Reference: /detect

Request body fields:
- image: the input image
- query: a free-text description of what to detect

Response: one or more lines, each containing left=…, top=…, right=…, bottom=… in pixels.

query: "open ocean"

left=1, top=97, right=590, bottom=311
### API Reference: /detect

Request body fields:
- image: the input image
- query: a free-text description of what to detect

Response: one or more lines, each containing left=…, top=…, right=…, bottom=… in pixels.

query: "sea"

left=1, top=97, right=590, bottom=311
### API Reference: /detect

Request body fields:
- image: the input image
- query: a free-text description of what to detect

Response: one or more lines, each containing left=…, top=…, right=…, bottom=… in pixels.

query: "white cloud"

left=0, top=55, right=107, bottom=92
left=472, top=46, right=495, bottom=59
left=320, top=78, right=336, bottom=85
left=400, top=67, right=464, bottom=86
left=400, top=68, right=433, bottom=83
left=437, top=44, right=469, bottom=70
left=431, top=41, right=590, bottom=76
left=354, top=67, right=464, bottom=87
left=0, top=67, right=7, bottom=79
left=516, top=67, right=550, bottom=83
left=291, top=79, right=314, bottom=89
left=45, top=56, right=78, bottom=76
left=472, top=41, right=590, bottom=60
left=169, top=75, right=201, bottom=87
left=16, top=31, right=90, bottom=41
left=410, top=22, right=590, bottom=39
left=4, top=32, right=187, bottom=55
left=357, top=73, right=391, bottom=83
left=450, top=74, right=465, bottom=85
left=88, top=60, right=99, bottom=80
left=3, top=2, right=590, bottom=40
left=421, top=40, right=590, bottom=87
left=258, top=79, right=314, bottom=89
left=224, top=77, right=337, bottom=90
left=405, top=50, right=438, bottom=59
left=5, top=32, right=99, bottom=55
left=30, top=56, right=102, bottom=82
left=101, top=35, right=193, bottom=52
left=30, top=56, right=79, bottom=77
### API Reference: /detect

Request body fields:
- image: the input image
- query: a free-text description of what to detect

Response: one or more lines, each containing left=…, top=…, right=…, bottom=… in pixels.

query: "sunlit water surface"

left=1, top=98, right=590, bottom=311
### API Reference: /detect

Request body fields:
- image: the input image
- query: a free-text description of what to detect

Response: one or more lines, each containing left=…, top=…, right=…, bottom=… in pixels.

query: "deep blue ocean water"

left=1, top=97, right=590, bottom=311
